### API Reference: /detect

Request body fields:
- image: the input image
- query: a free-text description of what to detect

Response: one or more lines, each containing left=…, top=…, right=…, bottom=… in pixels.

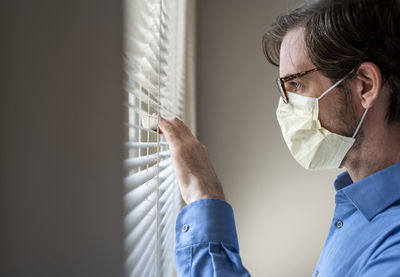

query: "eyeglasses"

left=276, top=68, right=319, bottom=104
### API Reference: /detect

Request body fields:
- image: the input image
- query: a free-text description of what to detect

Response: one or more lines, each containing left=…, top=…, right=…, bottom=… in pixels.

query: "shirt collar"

left=334, top=162, right=400, bottom=221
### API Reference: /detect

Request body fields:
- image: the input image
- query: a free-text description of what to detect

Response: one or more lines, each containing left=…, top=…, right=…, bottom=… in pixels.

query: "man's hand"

left=157, top=115, right=225, bottom=205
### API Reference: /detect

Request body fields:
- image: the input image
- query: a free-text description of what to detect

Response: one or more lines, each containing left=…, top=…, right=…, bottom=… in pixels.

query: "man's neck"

left=344, top=123, right=400, bottom=183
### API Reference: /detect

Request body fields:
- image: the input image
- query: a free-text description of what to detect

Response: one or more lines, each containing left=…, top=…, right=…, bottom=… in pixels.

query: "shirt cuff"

left=175, top=198, right=239, bottom=250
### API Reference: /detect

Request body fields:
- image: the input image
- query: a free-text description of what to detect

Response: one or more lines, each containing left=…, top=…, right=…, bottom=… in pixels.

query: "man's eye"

left=285, top=81, right=302, bottom=92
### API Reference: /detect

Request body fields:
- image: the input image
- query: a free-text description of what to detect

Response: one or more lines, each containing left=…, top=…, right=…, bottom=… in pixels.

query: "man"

left=158, top=0, right=400, bottom=276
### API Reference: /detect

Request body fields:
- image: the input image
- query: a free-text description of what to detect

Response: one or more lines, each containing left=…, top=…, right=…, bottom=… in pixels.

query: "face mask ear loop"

left=352, top=108, right=369, bottom=138
left=317, top=77, right=346, bottom=101
left=317, top=68, right=357, bottom=101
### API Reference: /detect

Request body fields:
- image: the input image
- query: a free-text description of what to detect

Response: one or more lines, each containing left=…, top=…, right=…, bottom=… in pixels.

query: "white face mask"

left=276, top=75, right=368, bottom=170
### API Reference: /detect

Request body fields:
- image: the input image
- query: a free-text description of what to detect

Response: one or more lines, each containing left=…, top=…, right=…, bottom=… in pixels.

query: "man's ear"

left=354, top=62, right=382, bottom=109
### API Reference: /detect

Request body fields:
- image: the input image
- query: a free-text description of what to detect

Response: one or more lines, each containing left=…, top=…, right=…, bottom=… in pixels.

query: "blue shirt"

left=174, top=162, right=400, bottom=277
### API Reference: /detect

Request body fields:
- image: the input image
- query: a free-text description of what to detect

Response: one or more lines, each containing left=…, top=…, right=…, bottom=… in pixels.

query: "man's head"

left=263, top=0, right=400, bottom=176
left=264, top=0, right=400, bottom=120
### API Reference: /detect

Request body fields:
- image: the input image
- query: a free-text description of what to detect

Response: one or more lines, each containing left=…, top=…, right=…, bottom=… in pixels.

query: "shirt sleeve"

left=174, top=198, right=251, bottom=277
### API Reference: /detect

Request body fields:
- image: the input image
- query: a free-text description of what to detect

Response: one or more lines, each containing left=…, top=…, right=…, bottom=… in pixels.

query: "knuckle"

left=161, top=122, right=172, bottom=133
left=160, top=120, right=175, bottom=132
left=190, top=137, right=201, bottom=146
left=173, top=117, right=185, bottom=126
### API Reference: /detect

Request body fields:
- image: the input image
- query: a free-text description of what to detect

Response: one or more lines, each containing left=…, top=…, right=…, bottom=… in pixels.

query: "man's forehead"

left=279, top=28, right=313, bottom=77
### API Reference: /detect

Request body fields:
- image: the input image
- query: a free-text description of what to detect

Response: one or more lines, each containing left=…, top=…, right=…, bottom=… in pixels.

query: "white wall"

left=196, top=1, right=344, bottom=276
left=0, top=1, right=125, bottom=276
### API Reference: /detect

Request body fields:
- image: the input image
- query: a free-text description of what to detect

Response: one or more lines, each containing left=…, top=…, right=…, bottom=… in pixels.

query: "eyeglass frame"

left=276, top=67, right=319, bottom=104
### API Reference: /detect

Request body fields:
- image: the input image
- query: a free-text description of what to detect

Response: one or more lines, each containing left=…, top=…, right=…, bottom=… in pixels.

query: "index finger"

left=157, top=116, right=179, bottom=146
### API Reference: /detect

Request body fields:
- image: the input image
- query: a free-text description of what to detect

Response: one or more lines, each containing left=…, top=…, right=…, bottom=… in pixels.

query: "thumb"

left=155, top=115, right=176, bottom=146
left=151, top=113, right=163, bottom=135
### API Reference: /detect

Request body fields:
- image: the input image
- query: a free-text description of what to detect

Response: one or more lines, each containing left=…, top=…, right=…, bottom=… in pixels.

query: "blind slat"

left=126, top=220, right=157, bottom=269
left=124, top=150, right=170, bottom=169
left=126, top=86, right=161, bottom=113
left=126, top=58, right=159, bottom=89
left=140, top=255, right=157, bottom=277
left=125, top=204, right=156, bottom=241
left=159, top=179, right=175, bottom=204
left=124, top=160, right=172, bottom=191
left=159, top=171, right=176, bottom=192
left=125, top=141, right=169, bottom=148
left=129, top=234, right=156, bottom=276
left=160, top=207, right=174, bottom=235
left=124, top=191, right=156, bottom=232
left=160, top=194, right=174, bottom=221
left=158, top=163, right=175, bottom=180
left=124, top=181, right=157, bottom=214
left=160, top=226, right=173, bottom=262
left=125, top=122, right=158, bottom=134
left=124, top=169, right=172, bottom=213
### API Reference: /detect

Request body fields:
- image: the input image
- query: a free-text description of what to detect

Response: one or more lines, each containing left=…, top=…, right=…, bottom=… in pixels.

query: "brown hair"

left=263, top=0, right=400, bottom=123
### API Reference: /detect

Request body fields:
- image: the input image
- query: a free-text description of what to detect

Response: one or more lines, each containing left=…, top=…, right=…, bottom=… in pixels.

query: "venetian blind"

left=123, top=0, right=196, bottom=276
